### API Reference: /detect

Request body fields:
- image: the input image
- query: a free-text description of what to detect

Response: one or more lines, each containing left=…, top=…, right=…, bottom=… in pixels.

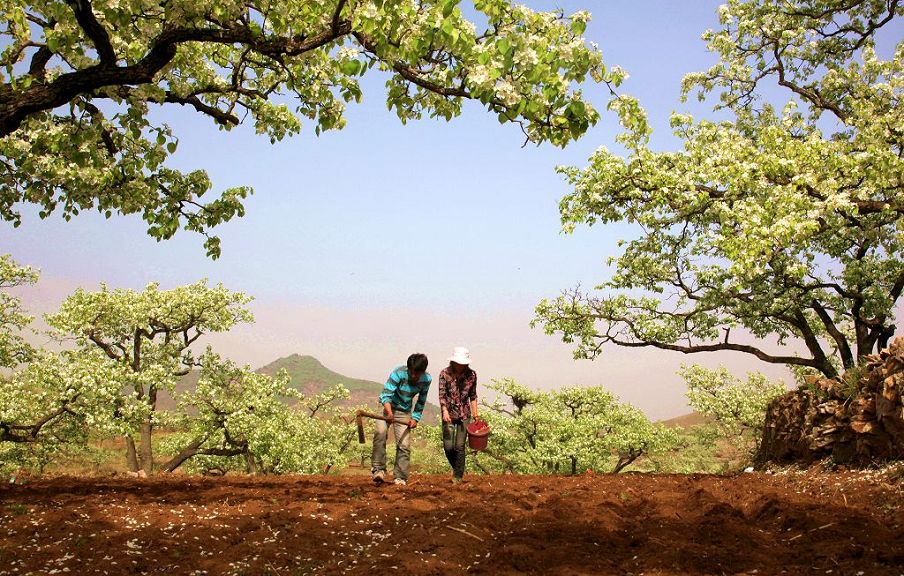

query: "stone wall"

left=757, top=338, right=904, bottom=467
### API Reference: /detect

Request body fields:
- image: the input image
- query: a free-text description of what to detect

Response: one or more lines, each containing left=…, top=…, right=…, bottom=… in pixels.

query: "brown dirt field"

left=1, top=469, right=902, bottom=576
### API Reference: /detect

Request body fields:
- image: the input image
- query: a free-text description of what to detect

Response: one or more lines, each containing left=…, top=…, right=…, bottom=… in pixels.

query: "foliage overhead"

left=0, top=0, right=616, bottom=256
left=535, top=0, right=904, bottom=378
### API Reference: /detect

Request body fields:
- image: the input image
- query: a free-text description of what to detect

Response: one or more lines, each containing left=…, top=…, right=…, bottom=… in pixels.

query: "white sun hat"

left=448, top=346, right=471, bottom=365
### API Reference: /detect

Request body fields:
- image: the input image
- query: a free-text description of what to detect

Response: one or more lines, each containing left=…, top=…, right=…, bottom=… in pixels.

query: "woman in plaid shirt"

left=438, top=347, right=478, bottom=482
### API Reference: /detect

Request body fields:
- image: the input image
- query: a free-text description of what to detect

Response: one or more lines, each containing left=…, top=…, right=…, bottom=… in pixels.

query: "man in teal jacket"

left=371, top=353, right=431, bottom=486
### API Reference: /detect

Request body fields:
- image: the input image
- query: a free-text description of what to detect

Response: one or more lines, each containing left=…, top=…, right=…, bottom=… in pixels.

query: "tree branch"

left=811, top=299, right=854, bottom=369
left=88, top=330, right=121, bottom=361
left=165, top=94, right=240, bottom=127
left=771, top=44, right=848, bottom=121
left=27, top=46, right=54, bottom=79
left=0, top=396, right=80, bottom=443
left=0, top=21, right=353, bottom=137
left=65, top=0, right=117, bottom=65
left=353, top=31, right=470, bottom=98
left=332, top=0, right=347, bottom=36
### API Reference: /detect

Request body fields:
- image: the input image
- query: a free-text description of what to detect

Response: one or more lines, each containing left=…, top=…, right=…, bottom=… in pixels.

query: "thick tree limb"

left=65, top=0, right=117, bottom=65
left=811, top=299, right=855, bottom=369
left=0, top=21, right=353, bottom=136
left=27, top=46, right=54, bottom=78
left=0, top=397, right=79, bottom=443
left=159, top=434, right=246, bottom=473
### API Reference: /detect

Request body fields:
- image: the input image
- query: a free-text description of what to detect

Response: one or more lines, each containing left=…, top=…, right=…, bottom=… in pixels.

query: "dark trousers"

left=442, top=420, right=468, bottom=479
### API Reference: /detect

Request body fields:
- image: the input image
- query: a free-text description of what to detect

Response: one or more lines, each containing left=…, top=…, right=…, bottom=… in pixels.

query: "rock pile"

left=757, top=337, right=904, bottom=466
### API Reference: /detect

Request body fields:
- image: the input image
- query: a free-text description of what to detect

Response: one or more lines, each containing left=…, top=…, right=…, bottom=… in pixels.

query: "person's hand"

left=408, top=418, right=418, bottom=429
left=384, top=405, right=394, bottom=421
left=442, top=409, right=452, bottom=424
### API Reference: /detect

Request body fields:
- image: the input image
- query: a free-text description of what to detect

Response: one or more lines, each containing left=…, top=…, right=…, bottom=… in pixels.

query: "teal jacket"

left=379, top=366, right=432, bottom=421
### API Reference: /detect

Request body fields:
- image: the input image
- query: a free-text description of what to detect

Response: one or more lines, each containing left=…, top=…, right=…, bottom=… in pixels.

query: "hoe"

left=354, top=409, right=411, bottom=443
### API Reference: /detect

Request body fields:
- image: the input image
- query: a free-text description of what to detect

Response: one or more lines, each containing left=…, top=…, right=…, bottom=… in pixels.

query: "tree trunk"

left=124, top=435, right=139, bottom=472
left=139, top=418, right=153, bottom=475
left=244, top=451, right=259, bottom=475
left=161, top=445, right=246, bottom=473
left=613, top=449, right=641, bottom=473
left=139, top=387, right=158, bottom=475
left=160, top=435, right=206, bottom=473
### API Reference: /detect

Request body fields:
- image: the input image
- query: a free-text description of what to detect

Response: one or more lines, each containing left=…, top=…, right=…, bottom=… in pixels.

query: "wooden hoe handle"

left=355, top=409, right=395, bottom=444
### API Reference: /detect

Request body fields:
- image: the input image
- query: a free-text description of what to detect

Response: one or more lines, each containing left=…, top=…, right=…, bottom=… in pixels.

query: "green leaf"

left=340, top=59, right=360, bottom=75
left=442, top=0, right=455, bottom=18
left=441, top=17, right=455, bottom=38
left=496, top=38, right=511, bottom=56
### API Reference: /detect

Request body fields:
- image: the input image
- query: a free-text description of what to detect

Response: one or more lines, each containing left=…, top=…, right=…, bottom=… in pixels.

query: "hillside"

left=659, top=411, right=712, bottom=429
left=155, top=370, right=199, bottom=413
left=257, top=354, right=440, bottom=422
left=160, top=355, right=439, bottom=422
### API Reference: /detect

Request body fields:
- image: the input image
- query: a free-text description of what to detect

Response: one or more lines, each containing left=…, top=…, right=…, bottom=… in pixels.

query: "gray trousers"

left=442, top=420, right=469, bottom=479
left=371, top=411, right=412, bottom=481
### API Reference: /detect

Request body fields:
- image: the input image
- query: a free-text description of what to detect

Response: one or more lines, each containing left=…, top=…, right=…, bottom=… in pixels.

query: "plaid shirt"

left=438, top=366, right=478, bottom=421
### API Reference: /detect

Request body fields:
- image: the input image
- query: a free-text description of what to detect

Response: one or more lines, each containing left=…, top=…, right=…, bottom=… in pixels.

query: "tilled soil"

left=1, top=469, right=902, bottom=575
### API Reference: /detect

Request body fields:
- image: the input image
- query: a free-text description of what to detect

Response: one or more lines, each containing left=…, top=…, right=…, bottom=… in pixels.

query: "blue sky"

left=6, top=1, right=890, bottom=419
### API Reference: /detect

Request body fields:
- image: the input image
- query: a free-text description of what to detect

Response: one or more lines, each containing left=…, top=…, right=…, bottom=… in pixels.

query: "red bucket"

left=466, top=419, right=490, bottom=451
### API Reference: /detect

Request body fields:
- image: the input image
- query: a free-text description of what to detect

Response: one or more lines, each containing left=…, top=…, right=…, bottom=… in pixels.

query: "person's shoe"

left=372, top=470, right=385, bottom=484
left=393, top=478, right=407, bottom=486
left=452, top=477, right=463, bottom=485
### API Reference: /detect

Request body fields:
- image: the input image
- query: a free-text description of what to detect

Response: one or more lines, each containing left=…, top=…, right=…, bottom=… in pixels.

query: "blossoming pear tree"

left=535, top=0, right=903, bottom=379
left=159, top=350, right=356, bottom=474
left=45, top=280, right=253, bottom=473
left=0, top=255, right=137, bottom=470
left=481, top=378, right=677, bottom=473
left=681, top=364, right=786, bottom=458
left=0, top=0, right=618, bottom=256
left=0, top=254, right=37, bottom=368
left=0, top=349, right=140, bottom=472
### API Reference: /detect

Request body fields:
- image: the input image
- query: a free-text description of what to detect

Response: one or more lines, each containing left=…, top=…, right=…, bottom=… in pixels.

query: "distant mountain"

left=257, top=354, right=440, bottom=421
left=257, top=354, right=381, bottom=396
left=160, top=354, right=440, bottom=422
left=659, top=411, right=712, bottom=429
left=156, top=370, right=199, bottom=413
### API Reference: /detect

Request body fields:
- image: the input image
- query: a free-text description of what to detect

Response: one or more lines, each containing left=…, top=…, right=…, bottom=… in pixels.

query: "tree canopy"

left=0, top=268, right=359, bottom=475
left=480, top=378, right=677, bottom=474
left=159, top=351, right=356, bottom=475
left=681, top=364, right=785, bottom=458
left=0, top=253, right=36, bottom=368
left=46, top=280, right=253, bottom=473
left=535, top=0, right=903, bottom=378
left=0, top=0, right=616, bottom=256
